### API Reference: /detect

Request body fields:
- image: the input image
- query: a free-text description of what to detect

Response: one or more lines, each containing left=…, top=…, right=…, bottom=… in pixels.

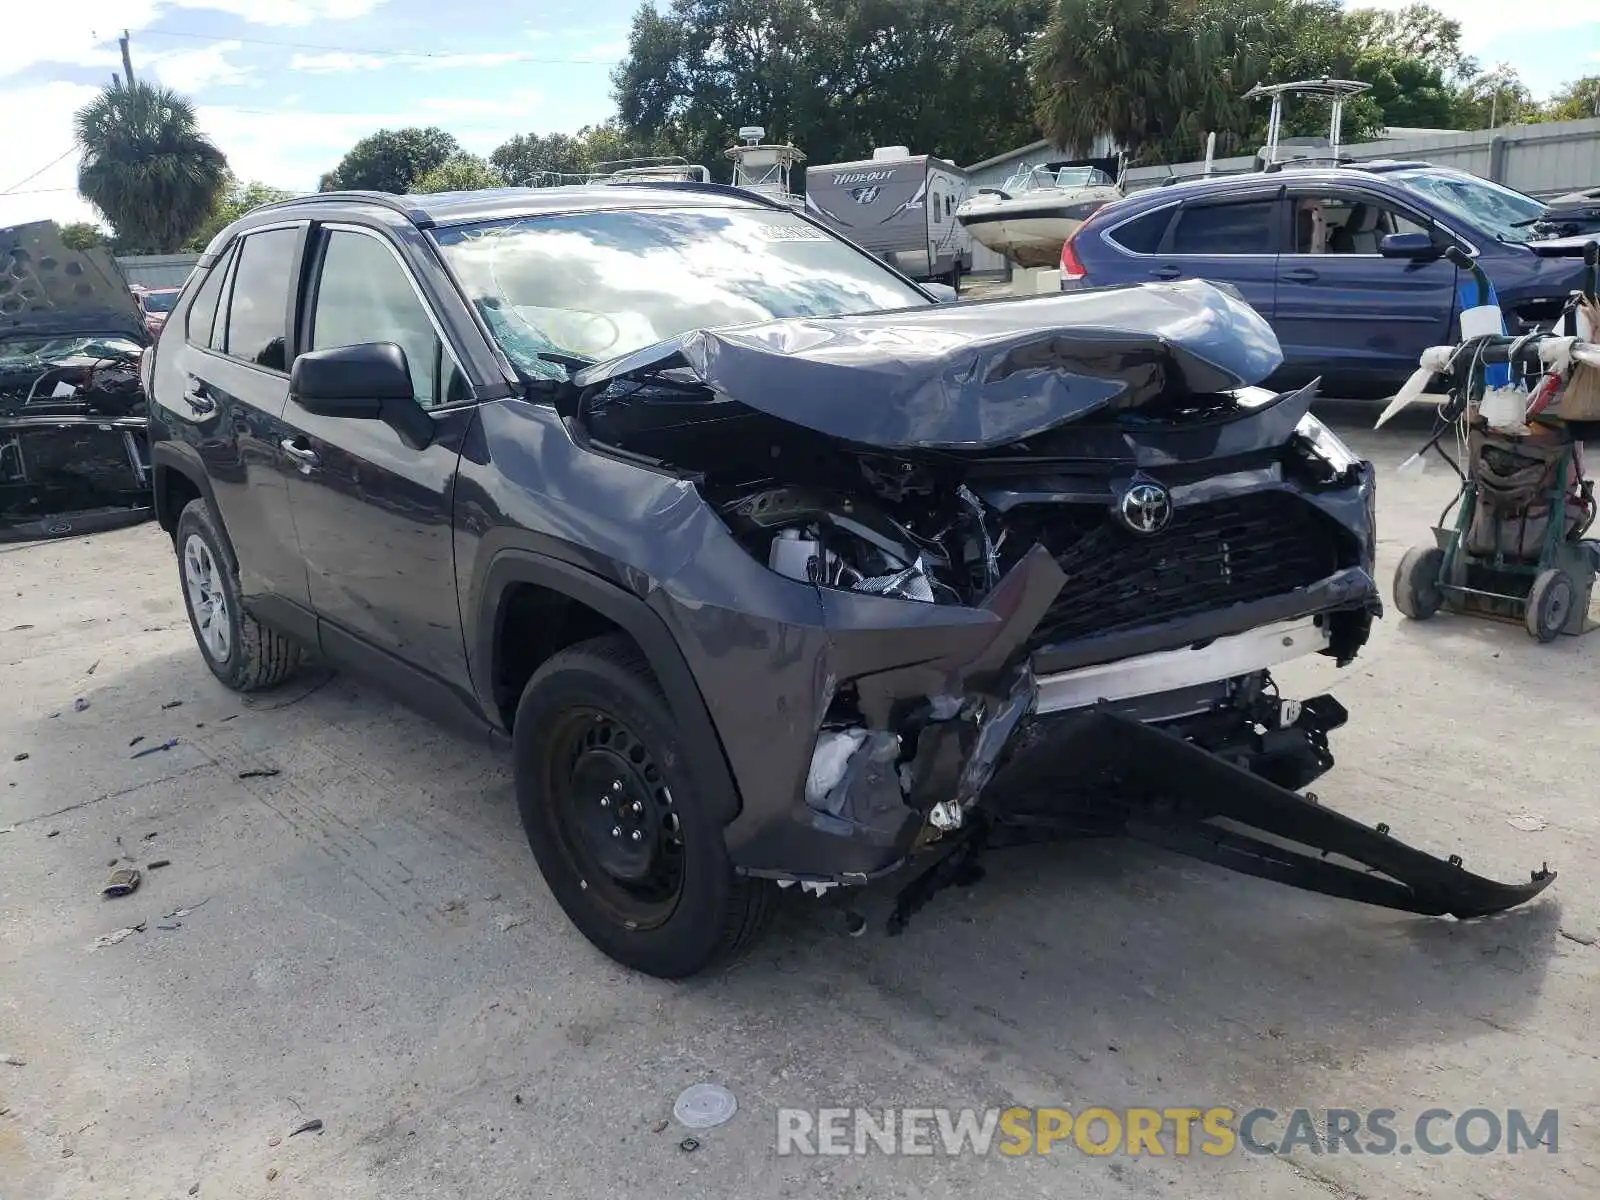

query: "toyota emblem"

left=1117, top=481, right=1173, bottom=535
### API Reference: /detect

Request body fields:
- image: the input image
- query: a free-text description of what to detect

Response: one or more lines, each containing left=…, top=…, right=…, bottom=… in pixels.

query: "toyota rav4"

left=143, top=183, right=1552, bottom=978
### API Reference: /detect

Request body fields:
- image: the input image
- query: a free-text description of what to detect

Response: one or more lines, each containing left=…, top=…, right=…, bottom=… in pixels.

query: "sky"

left=2, top=0, right=1598, bottom=231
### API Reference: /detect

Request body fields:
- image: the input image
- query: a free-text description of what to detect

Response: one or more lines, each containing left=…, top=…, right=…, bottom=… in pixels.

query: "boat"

left=725, top=125, right=806, bottom=209
left=954, top=162, right=1122, bottom=268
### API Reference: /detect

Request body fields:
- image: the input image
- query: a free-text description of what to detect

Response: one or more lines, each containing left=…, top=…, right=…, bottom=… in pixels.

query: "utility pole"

left=119, top=30, right=135, bottom=87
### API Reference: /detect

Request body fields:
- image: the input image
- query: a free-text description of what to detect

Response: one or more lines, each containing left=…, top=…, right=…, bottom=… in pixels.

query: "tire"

left=513, top=633, right=774, bottom=978
left=175, top=499, right=302, bottom=692
left=1393, top=545, right=1445, bottom=620
left=1525, top=568, right=1576, bottom=643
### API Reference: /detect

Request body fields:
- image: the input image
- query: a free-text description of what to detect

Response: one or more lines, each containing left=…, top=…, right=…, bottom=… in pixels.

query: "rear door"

left=1141, top=191, right=1286, bottom=322
left=1273, top=186, right=1456, bottom=388
left=165, top=224, right=313, bottom=627
left=277, top=222, right=476, bottom=693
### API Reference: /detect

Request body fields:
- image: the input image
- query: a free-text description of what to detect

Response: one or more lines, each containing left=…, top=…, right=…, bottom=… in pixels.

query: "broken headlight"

left=1292, top=413, right=1362, bottom=484
left=721, top=486, right=962, bottom=604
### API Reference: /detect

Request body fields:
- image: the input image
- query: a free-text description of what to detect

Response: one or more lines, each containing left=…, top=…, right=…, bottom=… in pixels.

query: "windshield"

left=1391, top=170, right=1546, bottom=243
left=434, top=206, right=930, bottom=378
left=0, top=335, right=143, bottom=369
left=140, top=290, right=179, bottom=313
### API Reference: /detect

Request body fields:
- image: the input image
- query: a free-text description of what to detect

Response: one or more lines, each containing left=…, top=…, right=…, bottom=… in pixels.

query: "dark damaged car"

left=145, top=185, right=1553, bottom=977
left=1, top=221, right=152, bottom=541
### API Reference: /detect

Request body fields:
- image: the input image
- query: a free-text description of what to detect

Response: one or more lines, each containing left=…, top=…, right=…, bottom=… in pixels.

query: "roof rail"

left=603, top=178, right=792, bottom=211
left=245, top=190, right=442, bottom=229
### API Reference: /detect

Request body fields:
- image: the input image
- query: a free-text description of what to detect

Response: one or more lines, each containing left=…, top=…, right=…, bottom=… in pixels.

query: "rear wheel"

left=1525, top=568, right=1575, bottom=643
left=175, top=500, right=302, bottom=691
left=1394, top=545, right=1445, bottom=620
left=513, top=634, right=773, bottom=978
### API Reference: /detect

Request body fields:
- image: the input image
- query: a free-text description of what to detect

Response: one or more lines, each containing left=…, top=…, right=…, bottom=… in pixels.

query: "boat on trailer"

left=955, top=161, right=1123, bottom=269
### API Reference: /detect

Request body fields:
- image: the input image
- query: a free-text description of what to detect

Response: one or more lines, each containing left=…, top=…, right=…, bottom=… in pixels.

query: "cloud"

left=418, top=90, right=545, bottom=119
left=289, top=51, right=391, bottom=73
left=147, top=42, right=254, bottom=92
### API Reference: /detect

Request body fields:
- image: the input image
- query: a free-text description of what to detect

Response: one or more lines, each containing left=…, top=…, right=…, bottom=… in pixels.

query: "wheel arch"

left=475, top=549, right=742, bottom=826
left=151, top=442, right=239, bottom=571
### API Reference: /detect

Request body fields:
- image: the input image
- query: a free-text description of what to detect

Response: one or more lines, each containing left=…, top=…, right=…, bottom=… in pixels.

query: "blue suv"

left=1062, top=164, right=1595, bottom=396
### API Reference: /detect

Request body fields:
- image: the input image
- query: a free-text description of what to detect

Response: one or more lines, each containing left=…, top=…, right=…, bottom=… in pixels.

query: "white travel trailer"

left=804, top=148, right=973, bottom=286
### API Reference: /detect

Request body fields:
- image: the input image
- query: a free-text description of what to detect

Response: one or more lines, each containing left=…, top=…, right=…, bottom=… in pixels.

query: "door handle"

left=1150, top=265, right=1182, bottom=280
left=280, top=438, right=320, bottom=470
left=182, top=377, right=216, bottom=414
left=1283, top=267, right=1318, bottom=282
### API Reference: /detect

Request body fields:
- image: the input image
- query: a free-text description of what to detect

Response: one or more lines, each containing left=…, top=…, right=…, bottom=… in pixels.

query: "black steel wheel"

left=1394, top=544, right=1445, bottom=621
left=513, top=634, right=774, bottom=977
left=1525, top=568, right=1575, bottom=643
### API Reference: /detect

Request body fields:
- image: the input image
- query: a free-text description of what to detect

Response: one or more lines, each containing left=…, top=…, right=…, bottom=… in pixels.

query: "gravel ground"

left=1, top=417, right=1597, bottom=1199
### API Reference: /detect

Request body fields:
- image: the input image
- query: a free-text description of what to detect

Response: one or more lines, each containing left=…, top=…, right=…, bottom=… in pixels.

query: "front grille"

left=1030, top=492, right=1342, bottom=644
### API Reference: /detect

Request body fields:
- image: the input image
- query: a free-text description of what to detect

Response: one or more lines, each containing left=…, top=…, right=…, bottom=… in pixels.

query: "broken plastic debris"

left=12, top=752, right=27, bottom=762
left=288, top=1118, right=323, bottom=1137
left=163, top=898, right=209, bottom=920
left=674, top=1083, right=738, bottom=1129
left=2, top=1054, right=24, bottom=1066
left=73, top=697, right=89, bottom=712
left=1396, top=451, right=1428, bottom=479
left=102, top=867, right=141, bottom=898
left=131, top=738, right=179, bottom=759
left=161, top=699, right=184, bottom=710
left=189, top=1185, right=199, bottom=1196
left=268, top=1136, right=281, bottom=1147
left=129, top=735, right=144, bottom=747
left=1506, top=812, right=1547, bottom=832
left=266, top=1168, right=278, bottom=1182
left=799, top=880, right=837, bottom=896
left=92, top=922, right=146, bottom=949
left=805, top=729, right=867, bottom=805
left=495, top=914, right=529, bottom=932
left=148, top=860, right=172, bottom=870
left=238, top=768, right=281, bottom=780
left=679, top=1136, right=700, bottom=1152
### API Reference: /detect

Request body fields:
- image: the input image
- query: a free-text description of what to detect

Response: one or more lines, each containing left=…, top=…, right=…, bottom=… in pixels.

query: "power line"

left=1, top=147, right=77, bottom=196
left=137, top=27, right=620, bottom=65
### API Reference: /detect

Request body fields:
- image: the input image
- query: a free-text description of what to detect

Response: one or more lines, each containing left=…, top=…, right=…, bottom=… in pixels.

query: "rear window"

left=1105, top=207, right=1173, bottom=253
left=1170, top=200, right=1277, bottom=255
left=220, top=228, right=298, bottom=371
left=185, top=247, right=234, bottom=347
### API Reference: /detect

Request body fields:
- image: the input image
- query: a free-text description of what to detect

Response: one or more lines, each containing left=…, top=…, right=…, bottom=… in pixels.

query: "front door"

left=1274, top=189, right=1457, bottom=388
left=1143, top=192, right=1286, bottom=324
left=278, top=223, right=475, bottom=693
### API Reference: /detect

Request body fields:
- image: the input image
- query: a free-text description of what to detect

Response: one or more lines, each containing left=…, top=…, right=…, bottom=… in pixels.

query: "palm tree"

left=1031, top=0, right=1282, bottom=163
left=75, top=83, right=229, bottom=254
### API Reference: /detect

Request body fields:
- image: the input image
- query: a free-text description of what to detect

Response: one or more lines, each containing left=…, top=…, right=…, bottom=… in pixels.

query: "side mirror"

left=1379, top=232, right=1441, bottom=261
left=922, top=282, right=959, bottom=304
left=291, top=342, right=413, bottom=419
left=290, top=342, right=433, bottom=450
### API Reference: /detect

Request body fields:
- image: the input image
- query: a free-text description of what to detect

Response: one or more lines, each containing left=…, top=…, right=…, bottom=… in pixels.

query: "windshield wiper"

left=536, top=351, right=594, bottom=374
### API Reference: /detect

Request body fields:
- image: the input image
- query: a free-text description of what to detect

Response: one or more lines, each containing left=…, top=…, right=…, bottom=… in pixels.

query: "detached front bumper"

left=718, top=540, right=1552, bottom=921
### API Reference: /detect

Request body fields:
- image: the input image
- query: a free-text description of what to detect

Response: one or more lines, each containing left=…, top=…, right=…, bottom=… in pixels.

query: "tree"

left=185, top=177, right=296, bottom=251
left=411, top=154, right=507, bottom=193
left=318, top=127, right=461, bottom=193
left=1548, top=76, right=1600, bottom=122
left=613, top=0, right=1047, bottom=176
left=59, top=222, right=106, bottom=251
left=489, top=123, right=666, bottom=185
left=74, top=82, right=229, bottom=254
left=1032, top=0, right=1367, bottom=163
left=1454, top=65, right=1542, bottom=129
left=1344, top=4, right=1470, bottom=78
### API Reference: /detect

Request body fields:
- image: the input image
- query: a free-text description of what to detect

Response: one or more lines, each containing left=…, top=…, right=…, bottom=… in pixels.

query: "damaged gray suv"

left=144, top=182, right=1553, bottom=977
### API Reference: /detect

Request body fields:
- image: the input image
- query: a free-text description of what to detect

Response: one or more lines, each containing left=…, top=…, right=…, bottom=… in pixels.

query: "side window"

left=220, top=228, right=298, bottom=371
left=1169, top=200, right=1277, bottom=255
left=931, top=190, right=943, bottom=224
left=1292, top=195, right=1428, bottom=255
left=310, top=229, right=461, bottom=410
left=184, top=244, right=235, bottom=348
left=1107, top=207, right=1174, bottom=254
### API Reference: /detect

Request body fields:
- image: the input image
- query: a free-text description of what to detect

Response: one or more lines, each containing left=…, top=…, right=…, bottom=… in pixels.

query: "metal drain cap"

left=674, top=1083, right=737, bottom=1129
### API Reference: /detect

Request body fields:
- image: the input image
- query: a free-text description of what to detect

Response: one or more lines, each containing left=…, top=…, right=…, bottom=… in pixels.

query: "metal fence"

left=115, top=253, right=200, bottom=290
left=1122, top=115, right=1600, bottom=199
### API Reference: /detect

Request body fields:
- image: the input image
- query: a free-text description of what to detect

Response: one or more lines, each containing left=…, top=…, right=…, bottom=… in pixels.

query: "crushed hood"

left=0, top=221, right=147, bottom=344
left=573, top=279, right=1284, bottom=450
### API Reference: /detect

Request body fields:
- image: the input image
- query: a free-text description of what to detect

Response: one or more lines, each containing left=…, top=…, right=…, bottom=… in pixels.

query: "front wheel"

left=1394, top=544, right=1445, bottom=620
left=175, top=499, right=302, bottom=691
left=513, top=634, right=774, bottom=978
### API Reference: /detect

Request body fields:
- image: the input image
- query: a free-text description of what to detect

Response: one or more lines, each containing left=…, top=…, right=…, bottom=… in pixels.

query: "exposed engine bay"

left=1, top=221, right=154, bottom=541
left=560, top=281, right=1555, bottom=927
